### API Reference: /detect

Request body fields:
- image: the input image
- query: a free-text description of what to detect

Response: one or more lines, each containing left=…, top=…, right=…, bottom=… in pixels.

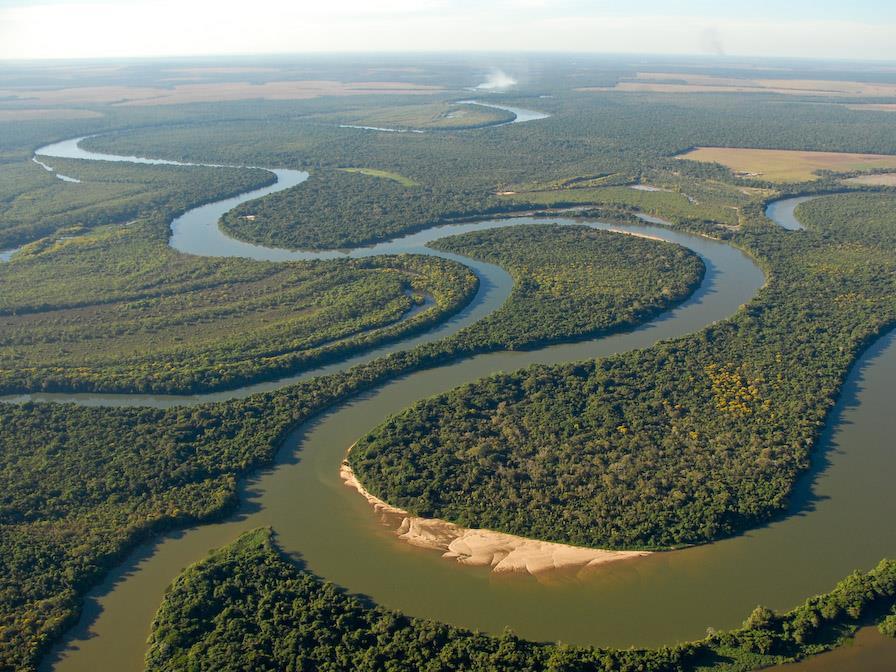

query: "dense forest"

left=0, top=225, right=705, bottom=670
left=506, top=185, right=740, bottom=227
left=220, top=168, right=515, bottom=250
left=0, top=235, right=474, bottom=394
left=3, top=59, right=896, bottom=671
left=0, top=157, right=273, bottom=249
left=335, top=101, right=516, bottom=130
left=145, top=527, right=896, bottom=672
left=430, top=224, right=704, bottom=351
left=350, top=192, right=896, bottom=549
left=0, top=156, right=478, bottom=394
left=76, top=90, right=896, bottom=254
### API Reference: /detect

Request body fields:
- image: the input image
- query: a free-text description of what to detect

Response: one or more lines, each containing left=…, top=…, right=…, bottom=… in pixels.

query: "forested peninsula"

left=145, top=528, right=896, bottom=672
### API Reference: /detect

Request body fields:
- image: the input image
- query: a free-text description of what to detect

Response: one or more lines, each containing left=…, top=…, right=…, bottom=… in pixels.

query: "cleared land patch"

left=676, top=147, right=896, bottom=182
left=580, top=72, right=896, bottom=97
left=0, top=81, right=443, bottom=107
left=846, top=104, right=896, bottom=112
left=0, top=108, right=103, bottom=121
left=339, top=167, right=419, bottom=187
left=844, top=173, right=896, bottom=187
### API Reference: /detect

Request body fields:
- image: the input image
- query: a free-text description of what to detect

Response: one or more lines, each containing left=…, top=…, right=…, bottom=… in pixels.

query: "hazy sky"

left=2, top=0, right=896, bottom=61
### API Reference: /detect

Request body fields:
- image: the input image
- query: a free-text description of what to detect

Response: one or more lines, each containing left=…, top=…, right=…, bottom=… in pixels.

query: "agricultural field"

left=844, top=173, right=896, bottom=186
left=847, top=104, right=896, bottom=112
left=0, top=108, right=104, bottom=121
left=676, top=146, right=896, bottom=182
left=582, top=72, right=896, bottom=97
left=0, top=80, right=444, bottom=107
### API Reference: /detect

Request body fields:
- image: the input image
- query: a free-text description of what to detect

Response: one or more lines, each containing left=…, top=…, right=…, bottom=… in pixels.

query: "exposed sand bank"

left=340, top=460, right=650, bottom=576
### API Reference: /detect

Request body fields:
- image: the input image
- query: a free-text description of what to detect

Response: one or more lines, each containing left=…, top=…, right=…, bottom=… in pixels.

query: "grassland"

left=676, top=147, right=896, bottom=182
left=339, top=167, right=419, bottom=187
left=844, top=173, right=896, bottom=186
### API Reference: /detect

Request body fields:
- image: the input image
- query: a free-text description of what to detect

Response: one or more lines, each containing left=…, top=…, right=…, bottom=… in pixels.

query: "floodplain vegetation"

left=429, top=224, right=704, bottom=351
left=145, top=527, right=896, bottom=672
left=350, top=191, right=896, bottom=550
left=0, top=160, right=477, bottom=395
left=0, top=235, right=473, bottom=394
left=0, top=157, right=273, bottom=249
left=219, top=168, right=513, bottom=250
left=3, top=61, right=896, bottom=671
left=0, top=223, right=702, bottom=670
left=503, top=184, right=740, bottom=227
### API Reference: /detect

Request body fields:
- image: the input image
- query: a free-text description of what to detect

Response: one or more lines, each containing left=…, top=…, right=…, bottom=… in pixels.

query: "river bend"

left=10, top=133, right=892, bottom=671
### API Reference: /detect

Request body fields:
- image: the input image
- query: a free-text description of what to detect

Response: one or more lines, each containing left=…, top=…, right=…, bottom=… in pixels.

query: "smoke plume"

left=700, top=27, right=726, bottom=56
left=475, top=69, right=517, bottom=90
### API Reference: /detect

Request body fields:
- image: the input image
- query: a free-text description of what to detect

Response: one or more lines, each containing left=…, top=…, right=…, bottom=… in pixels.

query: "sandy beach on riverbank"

left=340, top=460, right=650, bottom=576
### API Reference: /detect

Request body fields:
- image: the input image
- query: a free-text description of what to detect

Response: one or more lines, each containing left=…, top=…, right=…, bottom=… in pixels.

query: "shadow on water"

left=782, top=327, right=896, bottom=521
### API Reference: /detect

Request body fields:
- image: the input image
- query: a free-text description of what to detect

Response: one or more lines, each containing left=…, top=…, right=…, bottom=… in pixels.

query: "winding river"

left=11, top=128, right=893, bottom=671
left=336, top=100, right=551, bottom=133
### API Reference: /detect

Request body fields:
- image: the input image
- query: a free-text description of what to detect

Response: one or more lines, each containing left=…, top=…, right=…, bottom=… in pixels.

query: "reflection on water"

left=765, top=196, right=817, bottom=231
left=768, top=628, right=896, bottom=671
left=457, top=99, right=552, bottom=125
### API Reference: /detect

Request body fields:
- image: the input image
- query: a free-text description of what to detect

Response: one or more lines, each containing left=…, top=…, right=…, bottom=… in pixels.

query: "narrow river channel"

left=15, top=131, right=893, bottom=671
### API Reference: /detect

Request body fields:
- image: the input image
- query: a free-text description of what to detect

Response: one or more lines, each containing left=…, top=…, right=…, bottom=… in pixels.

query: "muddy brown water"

left=18, top=136, right=894, bottom=671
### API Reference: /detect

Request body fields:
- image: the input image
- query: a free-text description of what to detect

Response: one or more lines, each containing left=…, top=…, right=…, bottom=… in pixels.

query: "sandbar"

left=340, top=460, right=650, bottom=576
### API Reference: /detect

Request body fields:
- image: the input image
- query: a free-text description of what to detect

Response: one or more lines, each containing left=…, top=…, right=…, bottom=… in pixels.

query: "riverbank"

left=340, top=460, right=649, bottom=575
